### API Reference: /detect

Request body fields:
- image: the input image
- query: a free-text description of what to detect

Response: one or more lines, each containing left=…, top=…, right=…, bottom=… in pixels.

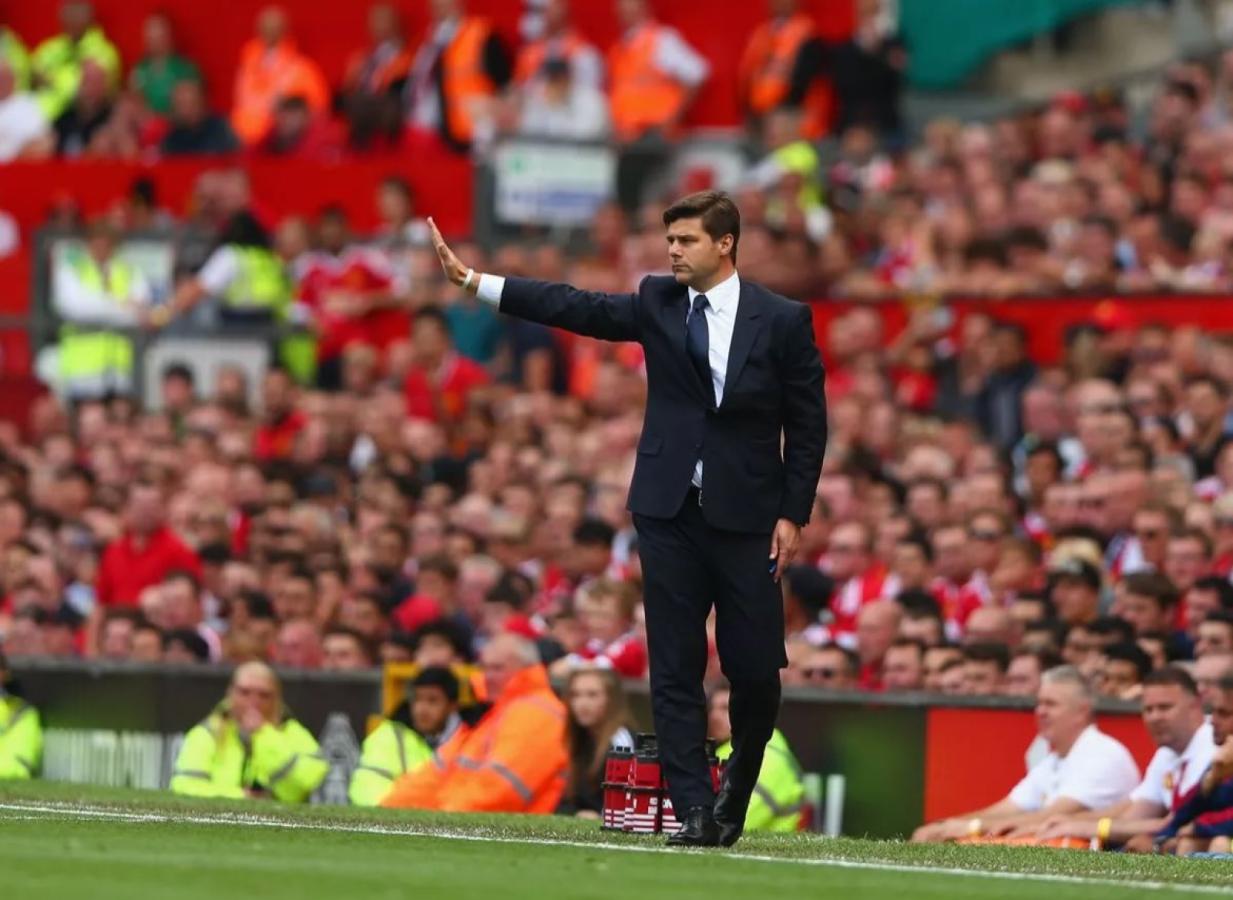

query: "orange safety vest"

left=380, top=664, right=567, bottom=814
left=231, top=38, right=329, bottom=145
left=608, top=24, right=686, bottom=142
left=515, top=30, right=589, bottom=83
left=440, top=17, right=498, bottom=144
left=738, top=14, right=833, bottom=139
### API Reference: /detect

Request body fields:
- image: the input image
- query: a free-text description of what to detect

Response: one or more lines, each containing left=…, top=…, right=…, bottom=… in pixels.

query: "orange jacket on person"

left=434, top=17, right=502, bottom=146
left=738, top=13, right=833, bottom=138
left=231, top=38, right=329, bottom=145
left=514, top=30, right=590, bottom=84
left=608, top=24, right=687, bottom=142
left=381, top=664, right=567, bottom=813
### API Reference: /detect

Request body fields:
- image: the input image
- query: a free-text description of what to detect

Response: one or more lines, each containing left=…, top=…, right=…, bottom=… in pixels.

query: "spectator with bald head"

left=272, top=619, right=323, bottom=670
left=964, top=607, right=1020, bottom=649
left=383, top=633, right=566, bottom=812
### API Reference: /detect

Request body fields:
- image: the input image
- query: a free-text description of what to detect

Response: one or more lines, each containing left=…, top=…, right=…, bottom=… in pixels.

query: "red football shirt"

left=404, top=353, right=490, bottom=422
left=96, top=526, right=202, bottom=608
left=254, top=409, right=308, bottom=461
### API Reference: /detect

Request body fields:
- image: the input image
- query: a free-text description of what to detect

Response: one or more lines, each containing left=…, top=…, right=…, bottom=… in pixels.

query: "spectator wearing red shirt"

left=254, top=367, right=307, bottom=461
left=87, top=479, right=201, bottom=655
left=403, top=307, right=490, bottom=422
left=821, top=521, right=888, bottom=648
left=931, top=524, right=989, bottom=639
left=553, top=579, right=647, bottom=679
left=855, top=600, right=902, bottom=691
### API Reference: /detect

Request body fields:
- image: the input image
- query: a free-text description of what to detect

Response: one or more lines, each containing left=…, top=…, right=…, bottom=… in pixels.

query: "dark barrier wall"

left=11, top=660, right=1154, bottom=837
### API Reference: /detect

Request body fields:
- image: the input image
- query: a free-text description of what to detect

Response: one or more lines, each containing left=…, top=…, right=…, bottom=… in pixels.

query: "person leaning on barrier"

left=912, top=666, right=1140, bottom=842
left=170, top=661, right=327, bottom=802
left=0, top=650, right=41, bottom=780
left=349, top=666, right=465, bottom=807
left=381, top=634, right=567, bottom=813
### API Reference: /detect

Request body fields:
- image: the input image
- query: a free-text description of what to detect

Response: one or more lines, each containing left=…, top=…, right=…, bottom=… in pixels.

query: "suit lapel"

left=667, top=285, right=713, bottom=407
left=721, top=279, right=762, bottom=407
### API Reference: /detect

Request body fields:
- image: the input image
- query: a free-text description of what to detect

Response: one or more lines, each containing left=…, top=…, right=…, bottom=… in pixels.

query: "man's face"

left=412, top=685, right=454, bottom=735
left=707, top=689, right=732, bottom=743
left=900, top=614, right=942, bottom=648
left=1165, top=538, right=1208, bottom=593
left=1053, top=578, right=1098, bottom=626
left=1099, top=658, right=1141, bottom=698
left=1142, top=683, right=1203, bottom=752
left=882, top=646, right=923, bottom=691
left=100, top=619, right=135, bottom=660
left=923, top=647, right=962, bottom=691
left=274, top=578, right=315, bottom=622
left=161, top=579, right=199, bottom=629
left=1005, top=655, right=1042, bottom=697
left=480, top=642, right=519, bottom=698
left=963, top=660, right=1002, bottom=695
left=932, top=528, right=969, bottom=583
left=826, top=524, right=869, bottom=581
left=1036, top=680, right=1089, bottom=750
left=1118, top=592, right=1170, bottom=636
left=666, top=217, right=730, bottom=288
left=132, top=628, right=163, bottom=662
left=1186, top=588, right=1223, bottom=636
left=1197, top=621, right=1233, bottom=658
left=1195, top=655, right=1233, bottom=708
left=801, top=649, right=853, bottom=689
left=1133, top=511, right=1170, bottom=565
left=1211, top=690, right=1233, bottom=745
left=891, top=544, right=930, bottom=589
left=939, top=664, right=967, bottom=695
left=322, top=634, right=368, bottom=671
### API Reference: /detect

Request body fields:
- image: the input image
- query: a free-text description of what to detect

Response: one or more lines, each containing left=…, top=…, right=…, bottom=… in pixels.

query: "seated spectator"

left=382, top=634, right=567, bottom=812
left=129, top=12, right=200, bottom=117
left=881, top=638, right=925, bottom=692
left=132, top=620, right=164, bottom=663
left=1155, top=675, right=1233, bottom=855
left=552, top=579, right=646, bottom=678
left=160, top=80, right=239, bottom=156
left=170, top=661, right=327, bottom=801
left=157, top=569, right=222, bottom=661
left=962, top=642, right=1009, bottom=695
left=252, top=94, right=340, bottom=161
left=1197, top=612, right=1233, bottom=658
left=322, top=627, right=374, bottom=671
left=1048, top=558, right=1103, bottom=627
left=272, top=619, right=324, bottom=670
left=231, top=6, right=329, bottom=145
left=0, top=27, right=29, bottom=91
left=963, top=607, right=1020, bottom=649
left=31, top=0, right=121, bottom=120
left=0, top=649, right=42, bottom=779
left=98, top=610, right=140, bottom=660
left=403, top=0, right=511, bottom=153
left=1195, top=653, right=1233, bottom=709
left=403, top=307, right=491, bottom=423
left=1038, top=668, right=1215, bottom=848
left=1114, top=572, right=1182, bottom=643
left=797, top=643, right=858, bottom=690
left=1004, top=648, right=1062, bottom=698
left=410, top=618, right=474, bottom=670
left=350, top=666, right=464, bottom=806
left=518, top=57, right=609, bottom=142
left=855, top=599, right=900, bottom=690
left=1096, top=642, right=1153, bottom=701
left=707, top=682, right=804, bottom=833
left=922, top=644, right=963, bottom=692
left=53, top=58, right=113, bottom=157
left=340, top=3, right=412, bottom=150
left=0, top=59, right=52, bottom=161
left=914, top=666, right=1140, bottom=841
left=557, top=667, right=634, bottom=818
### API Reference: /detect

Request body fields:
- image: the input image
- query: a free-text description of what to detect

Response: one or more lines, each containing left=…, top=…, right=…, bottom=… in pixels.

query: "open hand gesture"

left=427, top=216, right=471, bottom=288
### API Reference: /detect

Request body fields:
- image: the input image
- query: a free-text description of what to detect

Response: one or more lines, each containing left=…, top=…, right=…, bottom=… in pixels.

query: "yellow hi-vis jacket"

left=0, top=694, right=41, bottom=780
left=170, top=706, right=328, bottom=803
left=31, top=25, right=121, bottom=119
left=716, top=728, right=805, bottom=832
left=348, top=719, right=435, bottom=807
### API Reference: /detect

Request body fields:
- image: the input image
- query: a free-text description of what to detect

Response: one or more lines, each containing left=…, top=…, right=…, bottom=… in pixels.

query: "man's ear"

left=718, top=234, right=734, bottom=258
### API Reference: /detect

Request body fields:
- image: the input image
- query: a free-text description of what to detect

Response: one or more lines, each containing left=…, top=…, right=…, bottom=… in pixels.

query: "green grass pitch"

left=1, top=781, right=1229, bottom=898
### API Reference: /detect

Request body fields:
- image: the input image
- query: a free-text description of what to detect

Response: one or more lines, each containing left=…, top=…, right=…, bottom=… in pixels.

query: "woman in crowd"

left=170, top=661, right=327, bottom=801
left=557, top=666, right=634, bottom=818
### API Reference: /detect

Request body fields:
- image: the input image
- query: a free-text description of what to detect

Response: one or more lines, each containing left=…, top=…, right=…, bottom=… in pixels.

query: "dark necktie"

left=686, top=293, right=714, bottom=405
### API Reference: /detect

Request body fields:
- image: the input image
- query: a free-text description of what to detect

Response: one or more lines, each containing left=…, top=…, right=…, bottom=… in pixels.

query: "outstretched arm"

left=428, top=218, right=640, bottom=343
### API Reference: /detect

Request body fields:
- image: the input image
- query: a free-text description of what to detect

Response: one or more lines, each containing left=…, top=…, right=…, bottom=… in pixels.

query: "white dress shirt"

left=1130, top=720, right=1215, bottom=811
left=476, top=269, right=740, bottom=489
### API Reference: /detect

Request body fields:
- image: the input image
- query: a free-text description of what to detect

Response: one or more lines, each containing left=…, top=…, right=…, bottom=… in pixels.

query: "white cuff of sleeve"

left=476, top=273, right=505, bottom=308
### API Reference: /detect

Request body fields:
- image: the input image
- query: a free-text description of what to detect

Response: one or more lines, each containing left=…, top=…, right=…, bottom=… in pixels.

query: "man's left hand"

left=770, top=518, right=800, bottom=582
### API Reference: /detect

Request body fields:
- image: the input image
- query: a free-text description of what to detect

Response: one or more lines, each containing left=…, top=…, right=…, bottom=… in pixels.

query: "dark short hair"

left=163, top=628, right=210, bottom=662
left=573, top=518, right=615, bottom=548
left=1192, top=576, right=1233, bottom=611
left=1104, top=642, right=1152, bottom=682
left=414, top=665, right=460, bottom=703
left=662, top=191, right=741, bottom=264
left=162, top=363, right=194, bottom=386
left=964, top=642, right=1010, bottom=673
left=411, top=618, right=473, bottom=663
left=1143, top=665, right=1199, bottom=696
left=817, top=644, right=860, bottom=676
left=1089, top=616, right=1135, bottom=644
left=1121, top=572, right=1180, bottom=610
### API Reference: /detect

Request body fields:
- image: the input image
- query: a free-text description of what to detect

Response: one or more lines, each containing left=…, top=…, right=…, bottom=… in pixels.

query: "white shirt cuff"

left=476, top=273, right=505, bottom=307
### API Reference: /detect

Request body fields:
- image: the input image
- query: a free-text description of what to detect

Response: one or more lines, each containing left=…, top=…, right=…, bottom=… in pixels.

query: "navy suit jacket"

left=500, top=274, right=827, bottom=534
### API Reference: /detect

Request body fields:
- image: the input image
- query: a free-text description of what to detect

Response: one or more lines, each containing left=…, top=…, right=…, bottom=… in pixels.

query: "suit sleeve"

left=499, top=276, right=642, bottom=343
left=778, top=303, right=827, bottom=526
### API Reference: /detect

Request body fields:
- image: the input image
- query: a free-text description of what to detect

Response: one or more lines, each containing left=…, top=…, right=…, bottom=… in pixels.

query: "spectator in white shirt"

left=1038, top=667, right=1215, bottom=849
left=518, top=57, right=609, bottom=142
left=912, top=665, right=1140, bottom=841
left=0, top=59, right=52, bottom=162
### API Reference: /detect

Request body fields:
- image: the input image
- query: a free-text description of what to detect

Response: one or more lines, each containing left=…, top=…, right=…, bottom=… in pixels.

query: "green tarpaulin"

left=900, top=0, right=1145, bottom=89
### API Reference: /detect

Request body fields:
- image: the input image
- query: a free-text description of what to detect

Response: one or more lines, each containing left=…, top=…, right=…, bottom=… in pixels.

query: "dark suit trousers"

left=634, top=491, right=785, bottom=814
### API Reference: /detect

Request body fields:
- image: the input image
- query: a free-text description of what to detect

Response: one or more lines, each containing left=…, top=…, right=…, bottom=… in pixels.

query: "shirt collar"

left=687, top=269, right=740, bottom=314
left=1179, top=720, right=1214, bottom=763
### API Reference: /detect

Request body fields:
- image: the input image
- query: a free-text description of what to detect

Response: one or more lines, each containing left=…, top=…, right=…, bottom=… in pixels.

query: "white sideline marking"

left=0, top=801, right=1225, bottom=895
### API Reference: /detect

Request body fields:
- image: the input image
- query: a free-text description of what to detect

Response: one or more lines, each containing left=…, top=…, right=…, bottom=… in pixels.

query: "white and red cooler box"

left=601, top=733, right=724, bottom=834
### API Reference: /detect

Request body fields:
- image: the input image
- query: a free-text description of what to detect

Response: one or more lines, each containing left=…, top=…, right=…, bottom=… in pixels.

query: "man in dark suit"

left=427, top=190, right=826, bottom=846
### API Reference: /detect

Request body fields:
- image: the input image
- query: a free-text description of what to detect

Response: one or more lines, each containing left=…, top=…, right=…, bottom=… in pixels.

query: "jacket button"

left=694, top=442, right=702, bottom=449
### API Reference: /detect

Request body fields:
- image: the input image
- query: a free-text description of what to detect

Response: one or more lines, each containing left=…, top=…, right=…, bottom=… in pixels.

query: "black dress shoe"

left=665, top=806, right=719, bottom=847
left=713, top=786, right=746, bottom=847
